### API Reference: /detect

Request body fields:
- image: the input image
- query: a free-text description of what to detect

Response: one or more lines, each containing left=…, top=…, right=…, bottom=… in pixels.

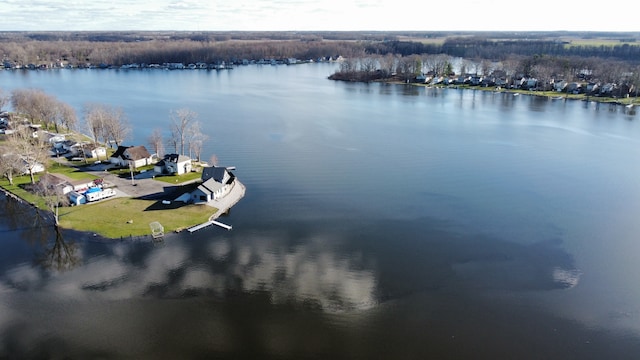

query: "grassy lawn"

left=0, top=175, right=47, bottom=208
left=48, top=161, right=99, bottom=180
left=154, top=171, right=202, bottom=184
left=57, top=197, right=217, bottom=238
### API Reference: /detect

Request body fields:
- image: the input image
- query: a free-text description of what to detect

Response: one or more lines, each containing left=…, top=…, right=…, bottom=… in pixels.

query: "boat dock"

left=187, top=220, right=232, bottom=233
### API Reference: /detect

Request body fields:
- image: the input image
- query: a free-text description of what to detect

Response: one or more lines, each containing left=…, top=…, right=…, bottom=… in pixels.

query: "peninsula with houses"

left=0, top=110, right=246, bottom=239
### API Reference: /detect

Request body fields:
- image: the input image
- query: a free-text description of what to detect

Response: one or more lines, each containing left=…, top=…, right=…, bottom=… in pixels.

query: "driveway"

left=85, top=164, right=177, bottom=200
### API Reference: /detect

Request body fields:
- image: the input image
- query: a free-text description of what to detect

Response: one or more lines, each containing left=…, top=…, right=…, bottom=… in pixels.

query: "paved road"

left=84, top=164, right=175, bottom=199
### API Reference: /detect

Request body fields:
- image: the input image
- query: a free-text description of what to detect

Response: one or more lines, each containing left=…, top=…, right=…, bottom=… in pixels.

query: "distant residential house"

left=600, top=83, right=616, bottom=96
left=567, top=82, right=582, bottom=94
left=190, top=166, right=235, bottom=203
left=481, top=76, right=496, bottom=87
left=455, top=75, right=470, bottom=85
left=47, top=133, right=66, bottom=145
left=154, top=154, right=192, bottom=175
left=585, top=82, right=599, bottom=94
left=83, top=144, right=107, bottom=160
left=38, top=173, right=73, bottom=195
left=38, top=173, right=97, bottom=195
left=61, top=140, right=81, bottom=155
left=20, top=158, right=45, bottom=175
left=525, top=78, right=538, bottom=89
left=110, top=145, right=153, bottom=168
left=469, top=75, right=483, bottom=85
left=511, top=76, right=526, bottom=89
left=554, top=80, right=568, bottom=92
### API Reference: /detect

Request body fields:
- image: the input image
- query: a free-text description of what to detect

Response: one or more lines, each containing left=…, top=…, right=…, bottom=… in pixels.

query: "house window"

left=200, top=195, right=206, bottom=201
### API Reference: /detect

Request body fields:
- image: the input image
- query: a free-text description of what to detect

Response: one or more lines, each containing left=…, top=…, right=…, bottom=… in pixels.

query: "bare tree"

left=83, top=103, right=129, bottom=147
left=10, top=88, right=64, bottom=131
left=186, top=121, right=208, bottom=161
left=83, top=103, right=107, bottom=145
left=0, top=147, right=22, bottom=185
left=39, top=227, right=81, bottom=272
left=147, top=128, right=164, bottom=158
left=424, top=54, right=451, bottom=77
left=11, top=89, right=44, bottom=123
left=209, top=154, right=219, bottom=166
left=36, top=174, right=70, bottom=226
left=55, top=102, right=77, bottom=132
left=103, top=106, right=130, bottom=147
left=170, top=108, right=197, bottom=156
left=480, top=59, right=494, bottom=76
left=6, top=126, right=49, bottom=184
left=0, top=88, right=9, bottom=112
left=379, top=53, right=398, bottom=77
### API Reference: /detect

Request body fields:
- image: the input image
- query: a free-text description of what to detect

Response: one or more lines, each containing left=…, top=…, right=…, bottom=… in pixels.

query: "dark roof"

left=163, top=153, right=190, bottom=163
left=111, top=145, right=129, bottom=158
left=126, top=146, right=151, bottom=160
left=201, top=166, right=231, bottom=183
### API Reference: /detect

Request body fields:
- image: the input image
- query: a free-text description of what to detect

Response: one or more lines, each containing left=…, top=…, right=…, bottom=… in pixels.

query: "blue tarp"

left=85, top=187, right=101, bottom=194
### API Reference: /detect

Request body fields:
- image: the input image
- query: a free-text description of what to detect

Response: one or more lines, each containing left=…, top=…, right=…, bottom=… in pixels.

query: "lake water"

left=2, top=64, right=640, bottom=358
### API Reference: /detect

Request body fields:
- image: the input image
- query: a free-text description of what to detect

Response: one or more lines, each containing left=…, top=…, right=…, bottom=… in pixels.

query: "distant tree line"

left=0, top=32, right=362, bottom=67
left=366, top=38, right=640, bottom=63
left=2, top=31, right=640, bottom=98
left=2, top=31, right=639, bottom=69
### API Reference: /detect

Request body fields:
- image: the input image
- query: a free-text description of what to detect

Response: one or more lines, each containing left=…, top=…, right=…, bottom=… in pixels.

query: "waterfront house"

left=190, top=178, right=227, bottom=203
left=190, top=166, right=236, bottom=203
left=39, top=173, right=99, bottom=195
left=38, top=173, right=73, bottom=195
left=585, top=82, right=600, bottom=94
left=554, top=80, right=568, bottom=92
left=83, top=144, right=107, bottom=160
left=20, top=158, right=45, bottom=176
left=60, top=140, right=81, bottom=155
left=201, top=165, right=232, bottom=184
left=47, top=133, right=66, bottom=145
left=110, top=145, right=153, bottom=169
left=154, top=154, right=192, bottom=175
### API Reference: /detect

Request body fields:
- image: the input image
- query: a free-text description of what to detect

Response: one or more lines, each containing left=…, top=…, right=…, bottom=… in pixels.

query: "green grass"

left=154, top=171, right=202, bottom=184
left=57, top=197, right=217, bottom=238
left=48, top=162, right=99, bottom=180
left=0, top=175, right=47, bottom=208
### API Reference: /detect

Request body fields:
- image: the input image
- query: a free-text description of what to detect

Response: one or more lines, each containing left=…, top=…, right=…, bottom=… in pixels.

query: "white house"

left=47, top=133, right=66, bottom=145
left=554, top=80, right=568, bottom=91
left=154, top=154, right=192, bottom=175
left=190, top=165, right=235, bottom=203
left=20, top=158, right=45, bottom=175
left=110, top=145, right=154, bottom=168
left=201, top=166, right=232, bottom=184
left=39, top=173, right=99, bottom=195
left=60, top=140, right=81, bottom=155
left=83, top=144, right=107, bottom=160
left=190, top=178, right=229, bottom=203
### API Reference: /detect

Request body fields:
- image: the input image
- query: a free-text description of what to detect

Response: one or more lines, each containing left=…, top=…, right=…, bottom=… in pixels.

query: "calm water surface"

left=2, top=65, right=640, bottom=358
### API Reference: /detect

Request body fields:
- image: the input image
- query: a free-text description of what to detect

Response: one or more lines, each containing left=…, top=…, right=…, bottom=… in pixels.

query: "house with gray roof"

left=190, top=165, right=236, bottom=203
left=110, top=145, right=153, bottom=168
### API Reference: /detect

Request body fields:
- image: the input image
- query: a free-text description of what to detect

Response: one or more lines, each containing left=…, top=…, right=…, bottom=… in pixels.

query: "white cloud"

left=0, top=0, right=637, bottom=31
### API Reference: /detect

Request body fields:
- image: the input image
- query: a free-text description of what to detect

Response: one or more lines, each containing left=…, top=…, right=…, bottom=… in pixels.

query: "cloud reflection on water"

left=0, top=228, right=378, bottom=313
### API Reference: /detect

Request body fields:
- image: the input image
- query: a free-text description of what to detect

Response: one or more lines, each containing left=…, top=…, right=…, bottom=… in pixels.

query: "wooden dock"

left=187, top=220, right=232, bottom=233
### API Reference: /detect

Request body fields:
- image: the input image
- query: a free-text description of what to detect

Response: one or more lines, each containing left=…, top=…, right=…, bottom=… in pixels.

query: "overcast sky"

left=1, top=0, right=638, bottom=32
